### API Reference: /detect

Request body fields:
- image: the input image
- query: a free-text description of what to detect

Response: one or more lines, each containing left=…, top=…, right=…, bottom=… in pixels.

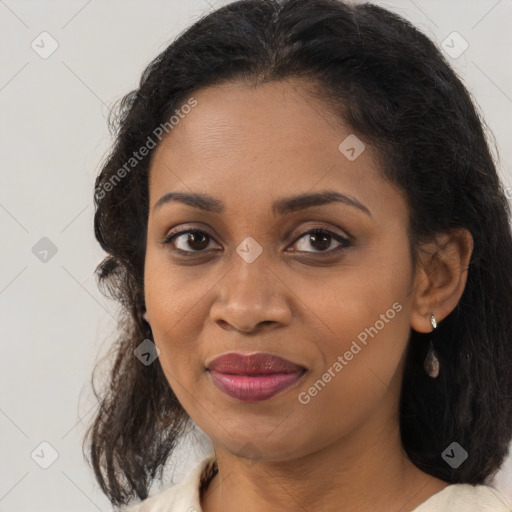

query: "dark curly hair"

left=83, top=0, right=512, bottom=506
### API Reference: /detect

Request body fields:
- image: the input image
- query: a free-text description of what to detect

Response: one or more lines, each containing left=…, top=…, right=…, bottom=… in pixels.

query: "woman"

left=84, top=0, right=512, bottom=510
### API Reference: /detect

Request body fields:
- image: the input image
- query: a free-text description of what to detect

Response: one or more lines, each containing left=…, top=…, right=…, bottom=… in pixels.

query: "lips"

left=207, top=352, right=305, bottom=375
left=206, top=353, right=307, bottom=402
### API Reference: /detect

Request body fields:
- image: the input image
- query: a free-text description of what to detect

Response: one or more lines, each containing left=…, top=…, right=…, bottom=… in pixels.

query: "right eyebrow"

left=153, top=192, right=224, bottom=213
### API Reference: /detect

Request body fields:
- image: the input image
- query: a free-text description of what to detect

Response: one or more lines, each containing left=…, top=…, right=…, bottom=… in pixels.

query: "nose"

left=209, top=255, right=292, bottom=334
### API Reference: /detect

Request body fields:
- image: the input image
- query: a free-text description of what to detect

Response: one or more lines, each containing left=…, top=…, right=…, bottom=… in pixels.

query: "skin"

left=144, top=79, right=474, bottom=512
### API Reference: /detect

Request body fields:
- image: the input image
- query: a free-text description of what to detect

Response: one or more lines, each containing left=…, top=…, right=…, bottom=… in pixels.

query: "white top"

left=117, top=454, right=512, bottom=512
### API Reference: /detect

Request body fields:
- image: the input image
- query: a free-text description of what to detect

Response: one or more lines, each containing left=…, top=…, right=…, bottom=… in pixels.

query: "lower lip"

left=208, top=370, right=305, bottom=402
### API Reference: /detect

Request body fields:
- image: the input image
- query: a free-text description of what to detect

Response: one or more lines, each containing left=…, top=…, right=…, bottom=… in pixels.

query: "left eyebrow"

left=272, top=190, right=372, bottom=218
left=152, top=189, right=372, bottom=218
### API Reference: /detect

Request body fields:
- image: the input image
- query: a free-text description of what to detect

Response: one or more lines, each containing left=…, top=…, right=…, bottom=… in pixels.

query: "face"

left=144, top=79, right=417, bottom=461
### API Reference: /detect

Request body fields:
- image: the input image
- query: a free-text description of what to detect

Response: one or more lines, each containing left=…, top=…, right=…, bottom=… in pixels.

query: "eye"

left=162, top=226, right=352, bottom=257
left=162, top=228, right=220, bottom=254
left=289, top=228, right=351, bottom=256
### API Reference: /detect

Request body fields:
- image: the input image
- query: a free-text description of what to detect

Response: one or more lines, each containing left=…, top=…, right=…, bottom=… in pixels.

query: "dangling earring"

left=424, top=313, right=440, bottom=378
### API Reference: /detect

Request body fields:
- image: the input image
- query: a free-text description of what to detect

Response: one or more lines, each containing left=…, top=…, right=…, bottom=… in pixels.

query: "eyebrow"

left=153, top=189, right=372, bottom=218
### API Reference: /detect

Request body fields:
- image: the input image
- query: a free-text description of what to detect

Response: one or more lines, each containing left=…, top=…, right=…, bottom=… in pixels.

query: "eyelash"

left=161, top=227, right=352, bottom=258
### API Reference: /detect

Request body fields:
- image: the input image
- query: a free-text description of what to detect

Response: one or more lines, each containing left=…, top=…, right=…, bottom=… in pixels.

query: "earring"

left=424, top=314, right=440, bottom=378
left=143, top=311, right=149, bottom=322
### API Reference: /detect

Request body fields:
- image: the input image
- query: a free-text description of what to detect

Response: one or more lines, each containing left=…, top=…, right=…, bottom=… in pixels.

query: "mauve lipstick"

left=206, top=352, right=306, bottom=402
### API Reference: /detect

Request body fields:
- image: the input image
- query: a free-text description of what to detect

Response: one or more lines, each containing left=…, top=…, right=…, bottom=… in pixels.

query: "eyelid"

left=290, top=224, right=352, bottom=245
left=162, top=222, right=220, bottom=242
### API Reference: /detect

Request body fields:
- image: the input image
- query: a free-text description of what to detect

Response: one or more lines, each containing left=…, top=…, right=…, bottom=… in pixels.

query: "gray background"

left=1, top=0, right=511, bottom=510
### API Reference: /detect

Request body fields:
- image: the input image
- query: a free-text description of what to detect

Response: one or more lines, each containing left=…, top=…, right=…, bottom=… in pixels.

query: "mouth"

left=206, top=352, right=307, bottom=402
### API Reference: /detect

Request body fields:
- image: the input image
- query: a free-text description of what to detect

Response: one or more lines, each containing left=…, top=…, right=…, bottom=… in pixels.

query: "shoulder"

left=115, top=453, right=217, bottom=512
left=412, top=483, right=512, bottom=512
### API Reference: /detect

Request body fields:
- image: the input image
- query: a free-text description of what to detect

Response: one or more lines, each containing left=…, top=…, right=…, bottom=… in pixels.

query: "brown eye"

left=164, top=229, right=218, bottom=253
left=291, top=228, right=351, bottom=255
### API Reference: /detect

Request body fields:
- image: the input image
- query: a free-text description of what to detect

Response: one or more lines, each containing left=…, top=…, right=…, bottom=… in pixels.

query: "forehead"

left=148, top=80, right=405, bottom=221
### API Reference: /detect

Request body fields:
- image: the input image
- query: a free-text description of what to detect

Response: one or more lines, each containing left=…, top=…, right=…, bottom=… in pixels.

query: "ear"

left=143, top=311, right=149, bottom=322
left=410, top=227, right=474, bottom=333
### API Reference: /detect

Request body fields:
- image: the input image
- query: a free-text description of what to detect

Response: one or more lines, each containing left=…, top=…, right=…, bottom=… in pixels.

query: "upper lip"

left=206, top=353, right=306, bottom=375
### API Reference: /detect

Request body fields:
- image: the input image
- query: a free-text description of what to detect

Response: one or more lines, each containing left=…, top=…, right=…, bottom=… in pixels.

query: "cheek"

left=298, top=237, right=412, bottom=404
left=292, top=298, right=410, bottom=450
left=302, top=290, right=409, bottom=409
left=144, top=246, right=208, bottom=330
left=143, top=251, right=207, bottom=383
left=300, top=239, right=411, bottom=350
